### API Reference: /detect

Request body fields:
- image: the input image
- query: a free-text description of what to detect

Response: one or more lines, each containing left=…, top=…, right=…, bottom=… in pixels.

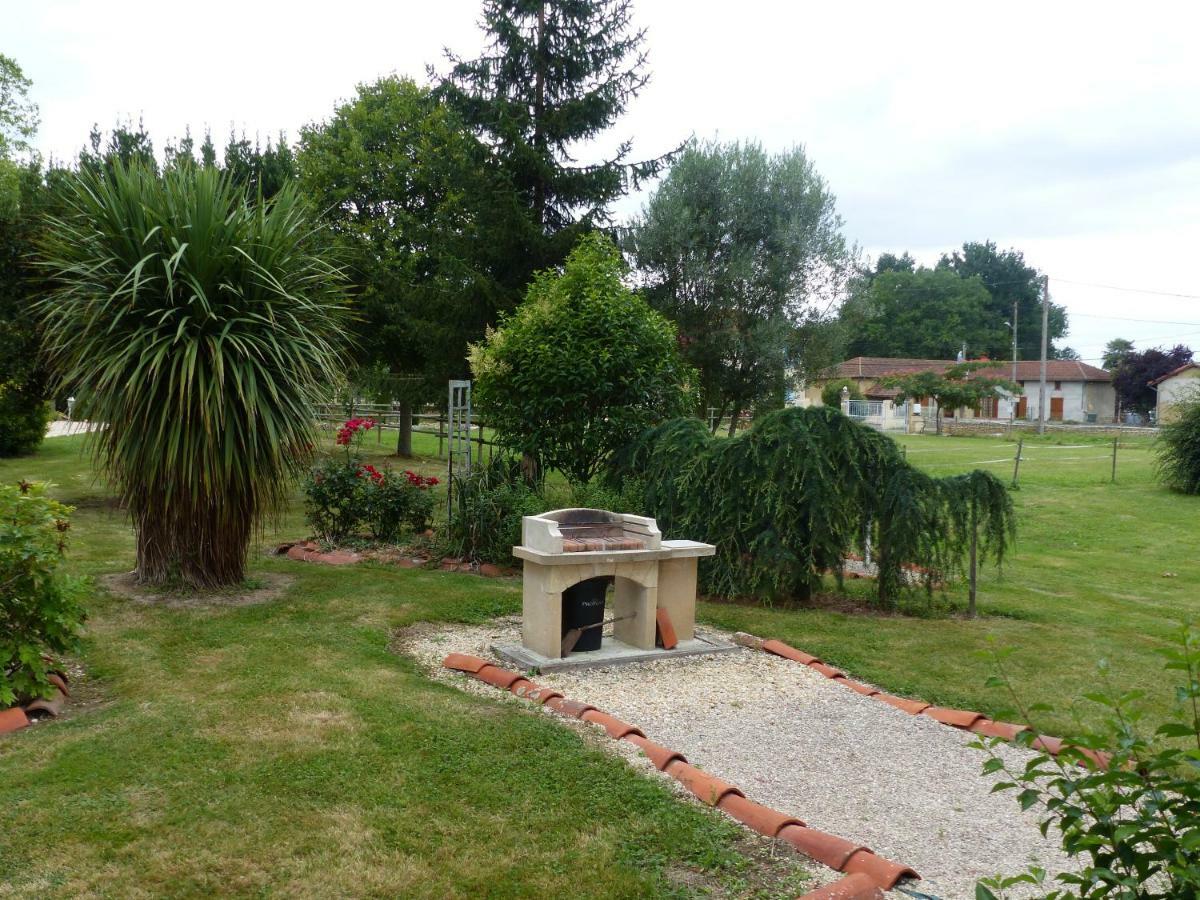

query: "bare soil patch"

left=99, top=572, right=293, bottom=609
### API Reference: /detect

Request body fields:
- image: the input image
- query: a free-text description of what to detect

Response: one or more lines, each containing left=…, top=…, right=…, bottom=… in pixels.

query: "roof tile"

left=716, top=793, right=804, bottom=837
left=921, top=707, right=986, bottom=729
left=442, top=653, right=490, bottom=674
left=797, top=872, right=885, bottom=899
left=842, top=848, right=921, bottom=888
left=623, top=733, right=687, bottom=770
left=762, top=639, right=822, bottom=666
left=666, top=761, right=744, bottom=807
left=778, top=824, right=865, bottom=870
left=874, top=693, right=930, bottom=715
left=0, top=707, right=30, bottom=734
left=580, top=709, right=645, bottom=740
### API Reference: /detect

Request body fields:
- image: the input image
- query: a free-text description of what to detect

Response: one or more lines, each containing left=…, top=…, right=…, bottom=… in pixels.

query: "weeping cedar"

left=610, top=407, right=1014, bottom=606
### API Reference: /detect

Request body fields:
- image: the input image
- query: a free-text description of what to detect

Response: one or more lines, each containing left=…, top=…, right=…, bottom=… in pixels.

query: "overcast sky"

left=11, top=0, right=1200, bottom=363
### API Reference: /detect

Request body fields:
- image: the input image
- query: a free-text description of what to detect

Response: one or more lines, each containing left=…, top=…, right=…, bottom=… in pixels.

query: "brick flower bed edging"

left=738, top=633, right=1112, bottom=770
left=0, top=669, right=70, bottom=735
left=442, top=652, right=920, bottom=894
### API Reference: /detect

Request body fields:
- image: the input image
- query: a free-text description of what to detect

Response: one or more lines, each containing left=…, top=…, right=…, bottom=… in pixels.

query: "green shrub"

left=977, top=626, right=1200, bottom=898
left=360, top=467, right=438, bottom=542
left=304, top=456, right=368, bottom=542
left=444, top=456, right=543, bottom=564
left=0, top=388, right=50, bottom=456
left=610, top=406, right=1015, bottom=606
left=1156, top=397, right=1200, bottom=494
left=470, top=232, right=695, bottom=484
left=820, top=378, right=863, bottom=408
left=0, top=481, right=86, bottom=705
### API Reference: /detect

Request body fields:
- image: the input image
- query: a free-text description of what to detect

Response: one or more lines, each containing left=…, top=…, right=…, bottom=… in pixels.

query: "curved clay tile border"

left=442, top=652, right=920, bottom=896
left=737, top=633, right=1112, bottom=771
left=0, top=670, right=70, bottom=735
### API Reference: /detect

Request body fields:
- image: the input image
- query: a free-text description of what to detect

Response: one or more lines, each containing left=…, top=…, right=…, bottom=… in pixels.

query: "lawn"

left=3, top=427, right=1197, bottom=896
left=0, top=434, right=810, bottom=899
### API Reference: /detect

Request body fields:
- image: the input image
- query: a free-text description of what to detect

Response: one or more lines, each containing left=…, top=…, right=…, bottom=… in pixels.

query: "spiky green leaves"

left=37, top=162, right=349, bottom=587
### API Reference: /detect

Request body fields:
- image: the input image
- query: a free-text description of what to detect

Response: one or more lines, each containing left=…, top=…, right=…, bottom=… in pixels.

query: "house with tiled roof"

left=1150, top=362, right=1200, bottom=423
left=806, top=356, right=1117, bottom=423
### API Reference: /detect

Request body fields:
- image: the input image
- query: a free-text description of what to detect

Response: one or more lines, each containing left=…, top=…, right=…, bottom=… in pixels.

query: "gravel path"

left=402, top=618, right=1075, bottom=899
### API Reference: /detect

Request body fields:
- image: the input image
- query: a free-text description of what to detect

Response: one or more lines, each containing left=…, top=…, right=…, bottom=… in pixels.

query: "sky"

left=10, top=0, right=1200, bottom=364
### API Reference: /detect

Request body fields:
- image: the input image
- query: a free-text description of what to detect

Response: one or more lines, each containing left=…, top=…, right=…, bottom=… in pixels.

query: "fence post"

left=437, top=415, right=445, bottom=459
left=1010, top=437, right=1023, bottom=489
left=1111, top=436, right=1118, bottom=484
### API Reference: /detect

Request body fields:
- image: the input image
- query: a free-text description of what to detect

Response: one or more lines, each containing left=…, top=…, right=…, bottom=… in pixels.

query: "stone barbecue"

left=492, top=508, right=737, bottom=671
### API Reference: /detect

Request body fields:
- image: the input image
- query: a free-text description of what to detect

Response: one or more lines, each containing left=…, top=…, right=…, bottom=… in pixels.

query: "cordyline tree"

left=881, top=361, right=1020, bottom=434
left=470, top=233, right=694, bottom=484
left=625, top=139, right=852, bottom=433
left=37, top=163, right=349, bottom=588
left=433, top=0, right=674, bottom=278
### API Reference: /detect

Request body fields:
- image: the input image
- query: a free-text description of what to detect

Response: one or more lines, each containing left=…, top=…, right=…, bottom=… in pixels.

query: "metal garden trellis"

left=447, top=380, right=473, bottom=516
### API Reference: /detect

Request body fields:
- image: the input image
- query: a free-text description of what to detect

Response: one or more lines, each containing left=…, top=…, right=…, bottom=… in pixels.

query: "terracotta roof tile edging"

left=748, top=635, right=1114, bottom=770
left=438, top=652, right=921, bottom=891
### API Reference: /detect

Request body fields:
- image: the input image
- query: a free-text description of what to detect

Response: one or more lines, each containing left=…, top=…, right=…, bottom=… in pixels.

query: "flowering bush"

left=1, top=481, right=87, bottom=705
left=335, top=417, right=376, bottom=447
left=303, top=420, right=439, bottom=543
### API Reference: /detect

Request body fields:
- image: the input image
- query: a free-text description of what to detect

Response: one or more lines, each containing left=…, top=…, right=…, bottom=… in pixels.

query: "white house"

left=807, top=357, right=1116, bottom=423
left=1150, top=363, right=1200, bottom=423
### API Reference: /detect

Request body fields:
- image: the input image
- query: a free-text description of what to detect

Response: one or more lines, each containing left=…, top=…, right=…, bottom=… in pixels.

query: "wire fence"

left=902, top=436, right=1146, bottom=486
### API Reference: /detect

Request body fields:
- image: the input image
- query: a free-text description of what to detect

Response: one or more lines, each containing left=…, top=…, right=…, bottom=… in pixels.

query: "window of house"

left=1054, top=380, right=1062, bottom=390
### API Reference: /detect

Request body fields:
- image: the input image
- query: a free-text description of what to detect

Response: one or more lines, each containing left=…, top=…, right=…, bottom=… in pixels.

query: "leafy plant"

left=1156, top=396, right=1200, bottom=494
left=443, top=456, right=543, bottom=565
left=471, top=233, right=695, bottom=484
left=820, top=379, right=863, bottom=408
left=36, top=162, right=349, bottom=588
left=882, top=361, right=1020, bottom=434
left=976, top=627, right=1200, bottom=899
left=0, top=481, right=86, bottom=705
left=611, top=406, right=1015, bottom=607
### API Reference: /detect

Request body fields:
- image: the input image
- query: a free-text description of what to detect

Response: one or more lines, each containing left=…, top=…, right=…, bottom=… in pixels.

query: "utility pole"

left=1011, top=298, right=1018, bottom=383
left=1037, top=275, right=1049, bottom=435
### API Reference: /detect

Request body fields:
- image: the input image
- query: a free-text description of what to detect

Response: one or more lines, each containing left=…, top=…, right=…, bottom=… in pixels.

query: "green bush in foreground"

left=977, top=624, right=1200, bottom=898
left=0, top=481, right=86, bottom=705
left=1156, top=397, right=1200, bottom=494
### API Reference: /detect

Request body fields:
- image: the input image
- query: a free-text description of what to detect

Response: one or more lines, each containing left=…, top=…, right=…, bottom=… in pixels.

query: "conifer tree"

left=434, top=0, right=672, bottom=271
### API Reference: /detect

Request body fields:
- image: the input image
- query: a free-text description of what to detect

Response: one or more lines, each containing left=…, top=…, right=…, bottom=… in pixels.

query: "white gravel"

left=401, top=618, right=1075, bottom=899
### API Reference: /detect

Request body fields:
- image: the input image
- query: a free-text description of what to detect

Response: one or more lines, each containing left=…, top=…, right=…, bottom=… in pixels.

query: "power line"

left=1051, top=277, right=1200, bottom=300
left=1066, top=311, right=1200, bottom=326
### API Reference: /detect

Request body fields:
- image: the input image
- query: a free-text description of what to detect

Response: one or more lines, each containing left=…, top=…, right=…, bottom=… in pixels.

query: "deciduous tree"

left=882, top=362, right=1020, bottom=434
left=625, top=139, right=852, bottom=433
left=298, top=77, right=531, bottom=389
left=1111, top=345, right=1193, bottom=416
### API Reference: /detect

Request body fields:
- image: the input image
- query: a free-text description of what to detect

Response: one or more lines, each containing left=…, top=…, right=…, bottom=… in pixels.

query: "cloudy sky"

left=11, top=0, right=1200, bottom=362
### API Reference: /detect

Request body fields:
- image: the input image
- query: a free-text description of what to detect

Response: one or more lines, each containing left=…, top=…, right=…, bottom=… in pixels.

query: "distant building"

left=1150, top=363, right=1200, bottom=423
left=805, top=356, right=1116, bottom=423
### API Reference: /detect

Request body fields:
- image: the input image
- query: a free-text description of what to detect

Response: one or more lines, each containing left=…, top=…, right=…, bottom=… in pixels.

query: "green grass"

left=0, top=434, right=810, bottom=899
left=703, top=430, right=1200, bottom=734
left=4, top=427, right=1198, bottom=894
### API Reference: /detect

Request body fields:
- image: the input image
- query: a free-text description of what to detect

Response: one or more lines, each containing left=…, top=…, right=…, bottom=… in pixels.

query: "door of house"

left=1015, top=397, right=1027, bottom=419
left=1050, top=397, right=1064, bottom=421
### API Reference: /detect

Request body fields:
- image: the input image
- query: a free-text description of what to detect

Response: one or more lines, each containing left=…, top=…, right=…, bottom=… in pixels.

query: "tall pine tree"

left=433, top=0, right=673, bottom=274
